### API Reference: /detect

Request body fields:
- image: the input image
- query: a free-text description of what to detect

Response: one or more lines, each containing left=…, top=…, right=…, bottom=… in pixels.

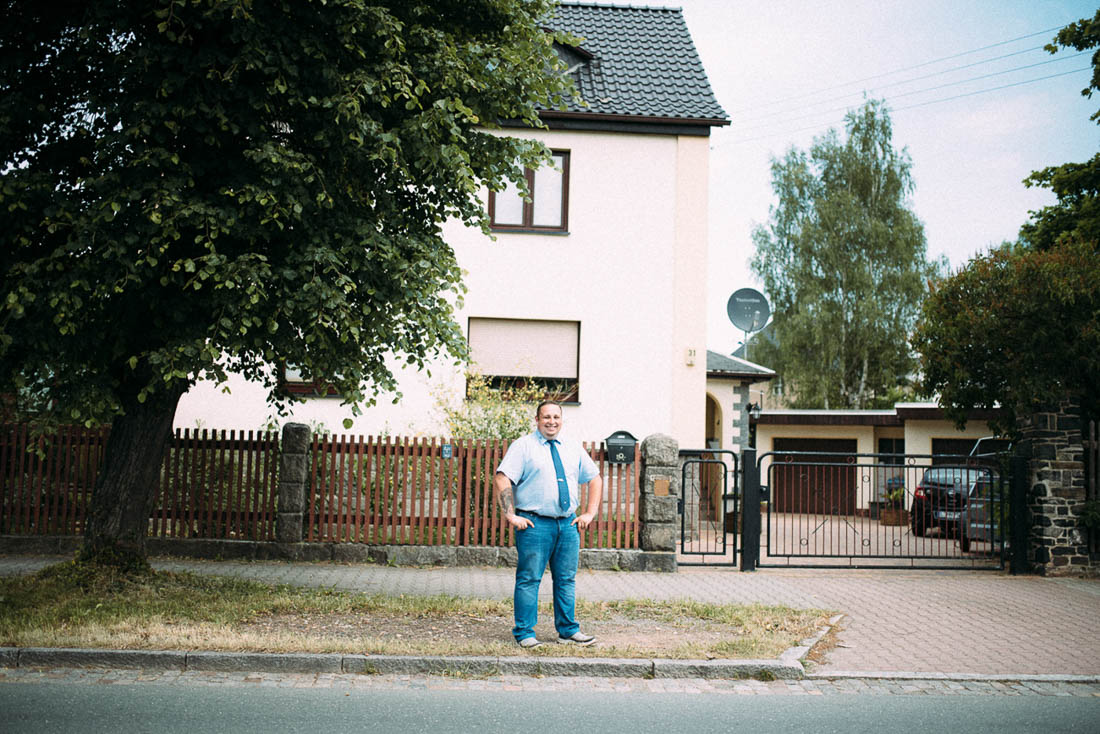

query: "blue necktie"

left=549, top=439, right=569, bottom=513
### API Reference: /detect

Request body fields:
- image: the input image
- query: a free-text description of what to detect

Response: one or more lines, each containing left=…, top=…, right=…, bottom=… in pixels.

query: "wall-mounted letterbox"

left=605, top=430, right=638, bottom=464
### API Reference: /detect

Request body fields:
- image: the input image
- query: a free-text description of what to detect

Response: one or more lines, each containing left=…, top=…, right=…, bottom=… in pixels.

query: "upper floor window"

left=489, top=151, right=569, bottom=233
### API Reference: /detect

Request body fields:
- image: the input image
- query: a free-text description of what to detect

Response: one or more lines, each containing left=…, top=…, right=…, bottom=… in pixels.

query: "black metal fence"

left=678, top=450, right=739, bottom=566
left=739, top=449, right=1023, bottom=570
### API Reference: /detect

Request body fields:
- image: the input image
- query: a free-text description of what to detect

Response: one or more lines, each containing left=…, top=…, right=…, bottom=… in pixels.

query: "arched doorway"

left=705, top=393, right=722, bottom=449
left=701, top=393, right=724, bottom=519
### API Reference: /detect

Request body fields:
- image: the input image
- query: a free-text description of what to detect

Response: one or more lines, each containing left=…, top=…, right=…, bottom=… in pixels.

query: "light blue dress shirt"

left=497, top=430, right=600, bottom=517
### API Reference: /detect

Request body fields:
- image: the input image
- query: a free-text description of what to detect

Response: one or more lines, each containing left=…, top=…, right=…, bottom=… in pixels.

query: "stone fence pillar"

left=640, top=434, right=680, bottom=563
left=276, top=423, right=311, bottom=544
left=1017, top=398, right=1092, bottom=575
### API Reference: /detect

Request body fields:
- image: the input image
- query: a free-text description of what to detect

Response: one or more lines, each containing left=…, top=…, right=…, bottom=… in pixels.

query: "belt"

left=517, top=509, right=567, bottom=520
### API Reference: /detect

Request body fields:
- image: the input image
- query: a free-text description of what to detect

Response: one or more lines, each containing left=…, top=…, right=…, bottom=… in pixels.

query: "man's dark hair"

left=536, top=400, right=562, bottom=418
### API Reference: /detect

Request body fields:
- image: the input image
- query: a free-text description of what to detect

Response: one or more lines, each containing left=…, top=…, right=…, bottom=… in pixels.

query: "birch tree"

left=750, top=100, right=944, bottom=409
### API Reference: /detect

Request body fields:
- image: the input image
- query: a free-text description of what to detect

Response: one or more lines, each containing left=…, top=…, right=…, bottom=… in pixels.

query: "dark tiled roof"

left=545, top=2, right=728, bottom=126
left=706, top=351, right=776, bottom=379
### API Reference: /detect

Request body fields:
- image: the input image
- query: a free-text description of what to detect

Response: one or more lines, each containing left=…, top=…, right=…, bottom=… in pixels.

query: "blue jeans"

left=512, top=511, right=580, bottom=641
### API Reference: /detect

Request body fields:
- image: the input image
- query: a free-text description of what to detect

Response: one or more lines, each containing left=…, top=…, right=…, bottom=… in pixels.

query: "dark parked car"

left=910, top=467, right=994, bottom=538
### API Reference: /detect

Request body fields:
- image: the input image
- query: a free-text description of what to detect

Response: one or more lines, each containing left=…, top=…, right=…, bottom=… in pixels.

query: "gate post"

left=276, top=423, right=311, bottom=544
left=740, top=448, right=760, bottom=572
left=1016, top=398, right=1091, bottom=575
left=1009, top=453, right=1029, bottom=575
left=639, top=434, right=680, bottom=571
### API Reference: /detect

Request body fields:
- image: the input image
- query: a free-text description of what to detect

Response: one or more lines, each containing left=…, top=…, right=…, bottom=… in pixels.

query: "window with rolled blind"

left=467, top=318, right=579, bottom=402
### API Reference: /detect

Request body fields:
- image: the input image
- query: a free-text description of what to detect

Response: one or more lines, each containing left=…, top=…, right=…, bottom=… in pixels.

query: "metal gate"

left=679, top=449, right=739, bottom=566
left=739, top=449, right=1025, bottom=570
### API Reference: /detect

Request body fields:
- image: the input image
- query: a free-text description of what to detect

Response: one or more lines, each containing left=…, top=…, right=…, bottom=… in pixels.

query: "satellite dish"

left=726, top=288, right=770, bottom=332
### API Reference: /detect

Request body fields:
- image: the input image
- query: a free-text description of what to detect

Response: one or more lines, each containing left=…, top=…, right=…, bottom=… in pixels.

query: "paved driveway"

left=2, top=555, right=1098, bottom=677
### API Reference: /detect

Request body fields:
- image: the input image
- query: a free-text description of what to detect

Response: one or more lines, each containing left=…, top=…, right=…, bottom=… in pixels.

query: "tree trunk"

left=79, top=381, right=187, bottom=571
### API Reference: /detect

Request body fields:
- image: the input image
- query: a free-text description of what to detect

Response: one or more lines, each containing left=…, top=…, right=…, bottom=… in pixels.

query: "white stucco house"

left=174, top=2, right=732, bottom=449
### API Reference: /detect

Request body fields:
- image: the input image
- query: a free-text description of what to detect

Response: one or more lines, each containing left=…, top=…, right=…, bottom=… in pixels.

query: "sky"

left=628, top=0, right=1099, bottom=355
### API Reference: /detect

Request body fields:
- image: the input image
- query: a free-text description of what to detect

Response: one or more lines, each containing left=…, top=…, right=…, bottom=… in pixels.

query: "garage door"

left=931, top=438, right=976, bottom=464
left=771, top=438, right=858, bottom=514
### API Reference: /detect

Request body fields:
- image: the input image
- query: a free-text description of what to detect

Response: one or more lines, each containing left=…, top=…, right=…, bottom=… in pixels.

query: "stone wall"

left=637, top=433, right=680, bottom=572
left=1017, top=398, right=1096, bottom=575
left=0, top=534, right=673, bottom=571
left=276, top=423, right=311, bottom=543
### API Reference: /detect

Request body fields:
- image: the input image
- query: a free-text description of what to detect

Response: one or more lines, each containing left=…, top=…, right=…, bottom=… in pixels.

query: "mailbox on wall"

left=605, top=430, right=638, bottom=464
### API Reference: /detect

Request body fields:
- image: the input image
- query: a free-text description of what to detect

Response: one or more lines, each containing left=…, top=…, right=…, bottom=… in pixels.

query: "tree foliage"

left=750, top=100, right=943, bottom=409
left=913, top=239, right=1100, bottom=432
left=1, top=0, right=575, bottom=424
left=0, top=0, right=576, bottom=565
left=1019, top=9, right=1100, bottom=251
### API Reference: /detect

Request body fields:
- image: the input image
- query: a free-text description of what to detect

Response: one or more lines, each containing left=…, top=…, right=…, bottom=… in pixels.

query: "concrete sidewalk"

left=2, top=555, right=1098, bottom=680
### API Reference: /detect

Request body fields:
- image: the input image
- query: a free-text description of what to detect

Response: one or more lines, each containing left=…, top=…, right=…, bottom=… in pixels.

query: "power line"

left=727, top=23, right=1069, bottom=115
left=730, top=51, right=1088, bottom=136
left=892, top=66, right=1092, bottom=113
left=721, top=67, right=1092, bottom=146
left=739, top=44, right=1047, bottom=125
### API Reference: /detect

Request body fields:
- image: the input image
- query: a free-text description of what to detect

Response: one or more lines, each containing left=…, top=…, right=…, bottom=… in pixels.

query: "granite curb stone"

left=780, top=613, right=846, bottom=666
left=1, top=647, right=803, bottom=680
left=342, top=655, right=500, bottom=677
left=183, top=651, right=344, bottom=674
left=498, top=657, right=654, bottom=678
left=652, top=659, right=804, bottom=680
left=17, top=647, right=187, bottom=671
left=6, top=646, right=1099, bottom=684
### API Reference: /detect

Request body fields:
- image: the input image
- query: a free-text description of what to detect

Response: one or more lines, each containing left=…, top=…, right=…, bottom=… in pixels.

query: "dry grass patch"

left=0, top=561, right=835, bottom=660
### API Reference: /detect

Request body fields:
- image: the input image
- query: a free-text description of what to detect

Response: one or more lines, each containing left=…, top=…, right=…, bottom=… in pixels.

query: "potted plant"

left=880, top=480, right=909, bottom=526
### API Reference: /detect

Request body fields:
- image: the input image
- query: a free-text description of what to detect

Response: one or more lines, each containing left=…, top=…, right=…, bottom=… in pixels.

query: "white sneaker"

left=557, top=632, right=596, bottom=646
left=517, top=637, right=543, bottom=649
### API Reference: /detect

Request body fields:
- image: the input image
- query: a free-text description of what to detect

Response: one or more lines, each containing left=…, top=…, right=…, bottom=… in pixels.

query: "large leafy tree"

left=750, top=100, right=944, bottom=409
left=915, top=11, right=1100, bottom=431
left=913, top=239, right=1099, bottom=433
left=0, top=0, right=576, bottom=568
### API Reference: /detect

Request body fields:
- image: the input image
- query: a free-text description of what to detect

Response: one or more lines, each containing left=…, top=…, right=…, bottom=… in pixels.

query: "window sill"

left=489, top=228, right=570, bottom=236
left=282, top=385, right=341, bottom=398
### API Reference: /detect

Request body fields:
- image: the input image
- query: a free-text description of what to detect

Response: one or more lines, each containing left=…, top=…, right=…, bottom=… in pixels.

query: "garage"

left=771, top=438, right=858, bottom=515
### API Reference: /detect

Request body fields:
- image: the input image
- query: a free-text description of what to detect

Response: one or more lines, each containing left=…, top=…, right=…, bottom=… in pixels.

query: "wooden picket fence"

left=0, top=425, right=640, bottom=549
left=0, top=425, right=279, bottom=541
left=152, top=429, right=280, bottom=541
left=0, top=424, right=108, bottom=537
left=307, top=435, right=640, bottom=549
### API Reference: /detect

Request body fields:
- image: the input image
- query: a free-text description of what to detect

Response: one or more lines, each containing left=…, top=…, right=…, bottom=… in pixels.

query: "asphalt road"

left=2, top=680, right=1098, bottom=734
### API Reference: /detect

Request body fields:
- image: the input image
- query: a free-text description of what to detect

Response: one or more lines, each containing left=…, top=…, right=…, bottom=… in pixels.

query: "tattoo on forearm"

left=498, top=487, right=515, bottom=515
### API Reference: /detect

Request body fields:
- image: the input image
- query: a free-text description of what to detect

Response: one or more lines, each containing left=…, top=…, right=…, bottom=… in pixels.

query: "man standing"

left=494, top=400, right=603, bottom=649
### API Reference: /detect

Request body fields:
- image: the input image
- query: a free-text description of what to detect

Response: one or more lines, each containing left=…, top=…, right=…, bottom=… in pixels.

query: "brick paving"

left=2, top=554, right=1099, bottom=679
